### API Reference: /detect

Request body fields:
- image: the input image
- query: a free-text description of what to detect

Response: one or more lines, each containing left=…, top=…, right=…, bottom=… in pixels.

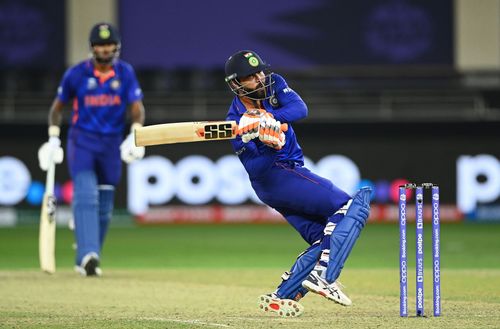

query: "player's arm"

left=48, top=98, right=65, bottom=127
left=38, top=63, right=73, bottom=171
left=38, top=97, right=65, bottom=171
left=130, top=100, right=145, bottom=127
left=121, top=63, right=147, bottom=163
left=229, top=114, right=279, bottom=177
left=49, top=65, right=75, bottom=129
left=121, top=99, right=146, bottom=163
left=125, top=63, right=145, bottom=127
left=268, top=74, right=308, bottom=123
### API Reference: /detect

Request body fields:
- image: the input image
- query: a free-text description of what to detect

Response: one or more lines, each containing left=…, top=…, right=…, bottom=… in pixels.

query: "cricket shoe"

left=258, top=294, right=304, bottom=317
left=74, top=252, right=102, bottom=277
left=301, top=271, right=352, bottom=306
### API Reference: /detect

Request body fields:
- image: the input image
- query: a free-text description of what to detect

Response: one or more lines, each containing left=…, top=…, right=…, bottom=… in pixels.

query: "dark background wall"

left=119, top=0, right=454, bottom=69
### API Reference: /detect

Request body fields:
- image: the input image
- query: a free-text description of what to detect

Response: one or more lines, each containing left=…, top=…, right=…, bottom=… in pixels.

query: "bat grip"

left=232, top=122, right=289, bottom=135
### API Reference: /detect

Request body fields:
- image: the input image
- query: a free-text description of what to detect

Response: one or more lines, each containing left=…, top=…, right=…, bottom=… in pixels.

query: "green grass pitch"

left=0, top=222, right=499, bottom=328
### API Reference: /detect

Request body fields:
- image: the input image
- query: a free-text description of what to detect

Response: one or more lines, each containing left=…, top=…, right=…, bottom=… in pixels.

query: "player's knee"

left=74, top=171, right=98, bottom=205
left=346, top=187, right=371, bottom=226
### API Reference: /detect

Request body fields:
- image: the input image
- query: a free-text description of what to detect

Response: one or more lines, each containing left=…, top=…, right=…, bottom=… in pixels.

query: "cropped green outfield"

left=1, top=223, right=499, bottom=328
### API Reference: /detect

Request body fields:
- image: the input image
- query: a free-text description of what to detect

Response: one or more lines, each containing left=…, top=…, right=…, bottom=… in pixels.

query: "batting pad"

left=325, top=187, right=371, bottom=283
left=276, top=242, right=321, bottom=300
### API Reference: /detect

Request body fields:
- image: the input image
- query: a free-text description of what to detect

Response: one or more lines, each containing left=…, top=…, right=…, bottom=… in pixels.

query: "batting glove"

left=120, top=123, right=145, bottom=164
left=259, top=115, right=286, bottom=150
left=38, top=125, right=64, bottom=171
left=237, top=110, right=264, bottom=143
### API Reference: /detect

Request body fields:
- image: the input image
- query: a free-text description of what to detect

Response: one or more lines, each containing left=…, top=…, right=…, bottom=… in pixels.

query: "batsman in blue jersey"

left=224, top=50, right=371, bottom=317
left=37, top=23, right=146, bottom=276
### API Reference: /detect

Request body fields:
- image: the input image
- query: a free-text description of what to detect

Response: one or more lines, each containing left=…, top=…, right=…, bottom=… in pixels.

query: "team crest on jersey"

left=87, top=78, right=97, bottom=90
left=111, top=79, right=121, bottom=90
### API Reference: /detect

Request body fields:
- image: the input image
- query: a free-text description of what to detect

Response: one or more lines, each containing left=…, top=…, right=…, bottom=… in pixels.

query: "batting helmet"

left=89, top=23, right=121, bottom=65
left=224, top=50, right=270, bottom=82
left=89, top=23, right=121, bottom=46
left=224, top=50, right=274, bottom=101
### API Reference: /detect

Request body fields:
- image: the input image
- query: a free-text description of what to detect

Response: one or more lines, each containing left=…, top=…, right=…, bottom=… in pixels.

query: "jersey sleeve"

left=123, top=63, right=144, bottom=104
left=227, top=110, right=278, bottom=178
left=56, top=68, right=76, bottom=103
left=269, top=73, right=308, bottom=123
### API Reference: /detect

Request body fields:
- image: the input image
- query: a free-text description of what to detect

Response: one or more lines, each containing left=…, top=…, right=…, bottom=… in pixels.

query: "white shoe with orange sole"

left=302, top=271, right=352, bottom=306
left=258, top=294, right=304, bottom=317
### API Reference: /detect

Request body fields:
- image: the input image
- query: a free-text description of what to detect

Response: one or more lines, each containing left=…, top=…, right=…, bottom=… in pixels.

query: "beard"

left=243, top=81, right=266, bottom=100
left=94, top=50, right=116, bottom=65
left=92, top=46, right=119, bottom=65
left=95, top=55, right=114, bottom=65
left=246, top=88, right=265, bottom=100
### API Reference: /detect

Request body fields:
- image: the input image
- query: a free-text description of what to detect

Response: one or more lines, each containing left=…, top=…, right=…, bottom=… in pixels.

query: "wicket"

left=399, top=183, right=441, bottom=317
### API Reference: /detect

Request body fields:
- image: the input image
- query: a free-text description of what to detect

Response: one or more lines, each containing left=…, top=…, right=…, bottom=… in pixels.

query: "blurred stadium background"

left=1, top=0, right=499, bottom=226
left=1, top=1, right=500, bottom=327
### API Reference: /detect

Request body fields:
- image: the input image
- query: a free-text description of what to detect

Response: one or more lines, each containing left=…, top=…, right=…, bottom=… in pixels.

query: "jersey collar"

left=234, top=95, right=269, bottom=114
left=93, top=67, right=116, bottom=84
left=86, top=59, right=117, bottom=84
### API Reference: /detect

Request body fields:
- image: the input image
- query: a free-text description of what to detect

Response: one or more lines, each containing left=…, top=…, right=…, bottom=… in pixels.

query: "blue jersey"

left=226, top=73, right=351, bottom=244
left=226, top=73, right=308, bottom=179
left=57, top=59, right=143, bottom=135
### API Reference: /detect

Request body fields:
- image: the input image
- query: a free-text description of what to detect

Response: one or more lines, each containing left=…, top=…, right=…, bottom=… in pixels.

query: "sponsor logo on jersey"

left=87, top=78, right=97, bottom=90
left=84, top=94, right=122, bottom=107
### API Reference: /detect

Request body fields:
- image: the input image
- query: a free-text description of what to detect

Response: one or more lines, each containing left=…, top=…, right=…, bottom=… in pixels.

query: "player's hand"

left=259, top=114, right=286, bottom=150
left=38, top=126, right=64, bottom=171
left=237, top=110, right=263, bottom=143
left=121, top=123, right=145, bottom=164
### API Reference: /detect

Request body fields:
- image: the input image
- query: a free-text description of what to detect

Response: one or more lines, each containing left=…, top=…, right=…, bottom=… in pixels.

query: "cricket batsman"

left=224, top=50, right=371, bottom=316
left=37, top=23, right=146, bottom=276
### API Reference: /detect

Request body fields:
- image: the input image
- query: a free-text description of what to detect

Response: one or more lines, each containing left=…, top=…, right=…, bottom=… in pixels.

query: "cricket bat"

left=135, top=121, right=287, bottom=146
left=39, top=156, right=57, bottom=274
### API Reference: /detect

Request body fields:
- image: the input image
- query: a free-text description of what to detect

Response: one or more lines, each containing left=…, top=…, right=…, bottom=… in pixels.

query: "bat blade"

left=135, top=121, right=237, bottom=146
left=39, top=193, right=56, bottom=274
left=39, top=160, right=56, bottom=274
left=134, top=121, right=288, bottom=147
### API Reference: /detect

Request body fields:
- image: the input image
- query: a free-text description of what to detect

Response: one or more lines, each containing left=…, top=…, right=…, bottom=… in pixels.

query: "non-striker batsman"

left=37, top=23, right=146, bottom=276
left=224, top=50, right=371, bottom=316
